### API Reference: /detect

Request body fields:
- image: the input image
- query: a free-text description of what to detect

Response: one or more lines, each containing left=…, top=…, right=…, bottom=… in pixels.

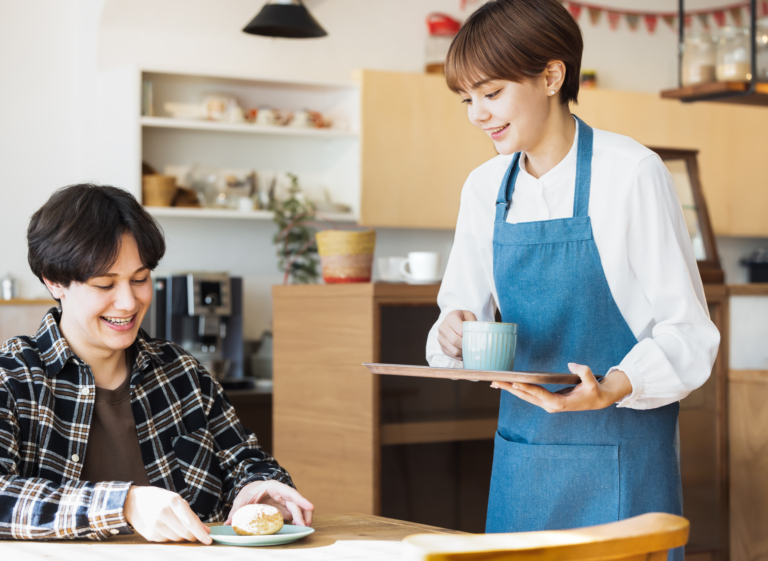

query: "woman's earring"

left=550, top=90, right=556, bottom=95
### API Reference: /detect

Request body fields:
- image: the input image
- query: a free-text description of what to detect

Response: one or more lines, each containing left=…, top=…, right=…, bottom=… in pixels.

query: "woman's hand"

left=123, top=485, right=212, bottom=544
left=437, top=310, right=478, bottom=359
left=491, top=363, right=633, bottom=412
left=225, top=480, right=314, bottom=527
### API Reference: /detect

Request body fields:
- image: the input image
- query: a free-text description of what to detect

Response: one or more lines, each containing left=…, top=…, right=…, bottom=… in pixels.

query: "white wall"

left=1, top=0, right=765, bottom=341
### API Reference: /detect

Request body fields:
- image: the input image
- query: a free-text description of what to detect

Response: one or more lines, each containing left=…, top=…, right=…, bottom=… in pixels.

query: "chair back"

left=403, top=513, right=689, bottom=561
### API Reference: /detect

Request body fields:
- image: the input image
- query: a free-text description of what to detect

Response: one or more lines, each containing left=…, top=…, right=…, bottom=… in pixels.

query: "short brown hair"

left=28, top=184, right=166, bottom=287
left=445, top=0, right=583, bottom=105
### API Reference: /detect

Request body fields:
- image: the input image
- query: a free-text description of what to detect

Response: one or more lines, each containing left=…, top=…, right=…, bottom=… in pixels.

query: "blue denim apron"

left=486, top=118, right=682, bottom=560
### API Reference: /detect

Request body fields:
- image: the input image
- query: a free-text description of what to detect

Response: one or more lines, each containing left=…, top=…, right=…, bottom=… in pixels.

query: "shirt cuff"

left=89, top=481, right=133, bottom=539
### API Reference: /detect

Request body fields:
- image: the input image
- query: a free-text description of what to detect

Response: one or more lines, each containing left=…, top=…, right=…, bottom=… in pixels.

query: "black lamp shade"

left=243, top=3, right=328, bottom=39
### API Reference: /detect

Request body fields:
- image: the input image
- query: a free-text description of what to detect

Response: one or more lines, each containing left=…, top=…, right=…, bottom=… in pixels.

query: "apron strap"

left=494, top=116, right=595, bottom=223
left=572, top=116, right=593, bottom=218
left=495, top=152, right=521, bottom=223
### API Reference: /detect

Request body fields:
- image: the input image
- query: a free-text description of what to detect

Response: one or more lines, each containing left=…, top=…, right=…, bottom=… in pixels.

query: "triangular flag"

left=662, top=14, right=676, bottom=30
left=568, top=2, right=582, bottom=21
left=729, top=7, right=743, bottom=26
left=626, top=13, right=640, bottom=31
left=684, top=14, right=693, bottom=28
left=588, top=7, right=602, bottom=25
left=697, top=13, right=710, bottom=30
left=608, top=11, right=621, bottom=30
left=762, top=0, right=768, bottom=17
left=644, top=14, right=658, bottom=33
left=713, top=10, right=726, bottom=27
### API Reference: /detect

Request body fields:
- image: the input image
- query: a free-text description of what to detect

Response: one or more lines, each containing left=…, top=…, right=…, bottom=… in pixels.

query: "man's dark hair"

left=28, top=184, right=166, bottom=287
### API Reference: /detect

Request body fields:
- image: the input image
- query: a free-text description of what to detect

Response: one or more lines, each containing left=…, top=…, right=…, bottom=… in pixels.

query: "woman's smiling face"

left=46, top=233, right=153, bottom=356
left=460, top=78, right=551, bottom=156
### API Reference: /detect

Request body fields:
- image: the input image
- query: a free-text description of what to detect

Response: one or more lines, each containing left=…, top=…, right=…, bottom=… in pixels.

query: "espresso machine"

left=142, top=272, right=244, bottom=380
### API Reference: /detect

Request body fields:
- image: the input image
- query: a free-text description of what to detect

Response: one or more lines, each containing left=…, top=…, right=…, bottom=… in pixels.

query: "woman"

left=426, top=0, right=719, bottom=552
left=0, top=184, right=312, bottom=541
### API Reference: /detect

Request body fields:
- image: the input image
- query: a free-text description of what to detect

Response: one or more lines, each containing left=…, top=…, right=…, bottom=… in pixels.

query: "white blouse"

left=426, top=123, right=721, bottom=410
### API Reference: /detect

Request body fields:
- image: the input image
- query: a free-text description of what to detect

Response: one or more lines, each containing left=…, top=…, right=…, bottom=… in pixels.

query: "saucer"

left=405, top=277, right=442, bottom=285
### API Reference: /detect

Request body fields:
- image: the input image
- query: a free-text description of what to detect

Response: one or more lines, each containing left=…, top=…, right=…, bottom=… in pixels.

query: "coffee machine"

left=142, top=272, right=244, bottom=380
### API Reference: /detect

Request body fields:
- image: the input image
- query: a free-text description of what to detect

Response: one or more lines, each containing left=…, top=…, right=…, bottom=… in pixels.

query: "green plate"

left=209, top=524, right=315, bottom=546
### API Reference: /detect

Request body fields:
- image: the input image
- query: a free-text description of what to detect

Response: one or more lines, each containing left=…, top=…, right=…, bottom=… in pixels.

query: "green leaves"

left=272, top=174, right=320, bottom=285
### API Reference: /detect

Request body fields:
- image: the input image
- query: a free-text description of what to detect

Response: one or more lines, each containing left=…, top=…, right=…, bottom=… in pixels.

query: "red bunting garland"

left=554, top=1, right=765, bottom=34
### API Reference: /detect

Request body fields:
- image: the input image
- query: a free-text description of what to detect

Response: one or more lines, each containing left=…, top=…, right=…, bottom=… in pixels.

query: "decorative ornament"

left=568, top=3, right=582, bottom=21
left=608, top=11, right=622, bottom=30
left=662, top=14, right=676, bottom=30
left=625, top=13, right=640, bottom=31
left=713, top=10, right=727, bottom=27
left=644, top=14, right=658, bottom=34
left=697, top=13, right=711, bottom=30
left=729, top=7, right=743, bottom=25
left=588, top=7, right=602, bottom=25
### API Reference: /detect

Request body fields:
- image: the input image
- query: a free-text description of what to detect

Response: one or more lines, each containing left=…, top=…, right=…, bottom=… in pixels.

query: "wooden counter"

left=0, top=300, right=55, bottom=342
left=728, top=284, right=768, bottom=296
left=0, top=513, right=460, bottom=560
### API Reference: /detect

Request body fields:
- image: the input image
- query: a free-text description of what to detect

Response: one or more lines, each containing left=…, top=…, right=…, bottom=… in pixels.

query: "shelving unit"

left=140, top=116, right=359, bottom=139
left=145, top=206, right=356, bottom=222
left=660, top=0, right=768, bottom=107
left=97, top=67, right=362, bottom=220
left=661, top=81, right=768, bottom=106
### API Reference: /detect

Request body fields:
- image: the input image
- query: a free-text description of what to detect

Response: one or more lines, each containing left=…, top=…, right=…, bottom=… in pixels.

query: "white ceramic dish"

left=208, top=524, right=314, bottom=546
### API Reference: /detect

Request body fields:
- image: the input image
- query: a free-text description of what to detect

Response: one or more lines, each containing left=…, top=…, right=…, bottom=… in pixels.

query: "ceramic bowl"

left=462, top=321, right=518, bottom=371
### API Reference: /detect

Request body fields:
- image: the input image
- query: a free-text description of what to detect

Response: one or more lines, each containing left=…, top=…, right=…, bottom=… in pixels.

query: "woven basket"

left=142, top=175, right=177, bottom=207
left=315, top=230, right=376, bottom=283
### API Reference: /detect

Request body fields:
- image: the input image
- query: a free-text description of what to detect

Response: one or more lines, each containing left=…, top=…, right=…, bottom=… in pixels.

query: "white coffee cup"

left=399, top=252, right=441, bottom=282
left=377, top=256, right=406, bottom=282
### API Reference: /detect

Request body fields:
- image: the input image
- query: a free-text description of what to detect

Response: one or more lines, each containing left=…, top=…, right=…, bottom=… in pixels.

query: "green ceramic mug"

left=462, top=321, right=518, bottom=371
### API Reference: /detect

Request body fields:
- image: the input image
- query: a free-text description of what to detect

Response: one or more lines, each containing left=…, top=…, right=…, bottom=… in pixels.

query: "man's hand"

left=123, top=485, right=212, bottom=544
left=225, top=481, right=314, bottom=527
left=437, top=310, right=478, bottom=359
left=491, top=363, right=633, bottom=412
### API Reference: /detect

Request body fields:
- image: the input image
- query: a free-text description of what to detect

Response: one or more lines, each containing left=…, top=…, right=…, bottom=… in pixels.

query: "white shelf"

left=146, top=206, right=358, bottom=223
left=141, top=116, right=358, bottom=139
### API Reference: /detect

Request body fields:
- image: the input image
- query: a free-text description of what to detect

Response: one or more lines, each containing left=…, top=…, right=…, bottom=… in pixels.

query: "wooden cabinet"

left=0, top=300, right=56, bottom=342
left=729, top=369, right=768, bottom=561
left=273, top=283, right=731, bottom=540
left=574, top=89, right=768, bottom=237
left=358, top=70, right=496, bottom=229
left=272, top=283, right=497, bottom=531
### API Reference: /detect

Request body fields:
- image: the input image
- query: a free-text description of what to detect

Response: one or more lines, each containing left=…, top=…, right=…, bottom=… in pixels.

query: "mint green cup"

left=462, top=321, right=518, bottom=371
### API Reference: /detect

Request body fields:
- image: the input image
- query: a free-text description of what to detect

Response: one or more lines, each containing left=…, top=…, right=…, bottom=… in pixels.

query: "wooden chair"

left=403, top=513, right=689, bottom=561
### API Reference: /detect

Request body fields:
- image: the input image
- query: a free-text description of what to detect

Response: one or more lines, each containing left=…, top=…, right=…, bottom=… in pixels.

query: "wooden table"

left=0, top=513, right=462, bottom=560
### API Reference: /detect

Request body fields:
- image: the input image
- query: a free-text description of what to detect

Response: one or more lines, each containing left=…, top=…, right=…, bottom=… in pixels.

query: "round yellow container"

left=315, top=230, right=376, bottom=283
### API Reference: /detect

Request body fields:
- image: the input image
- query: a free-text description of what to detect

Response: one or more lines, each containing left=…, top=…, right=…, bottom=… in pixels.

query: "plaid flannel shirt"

left=0, top=308, right=293, bottom=540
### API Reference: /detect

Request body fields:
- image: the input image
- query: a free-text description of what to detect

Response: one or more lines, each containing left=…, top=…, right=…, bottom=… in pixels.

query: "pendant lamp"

left=243, top=0, right=328, bottom=39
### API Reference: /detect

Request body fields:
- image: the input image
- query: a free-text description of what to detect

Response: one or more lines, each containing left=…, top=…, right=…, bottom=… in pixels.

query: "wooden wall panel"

left=729, top=370, right=768, bottom=561
left=359, top=70, right=497, bottom=230
left=574, top=90, right=768, bottom=237
left=272, top=284, right=377, bottom=515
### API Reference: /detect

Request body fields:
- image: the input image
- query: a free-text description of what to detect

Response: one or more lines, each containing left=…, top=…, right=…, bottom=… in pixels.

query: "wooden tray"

left=363, top=363, right=581, bottom=385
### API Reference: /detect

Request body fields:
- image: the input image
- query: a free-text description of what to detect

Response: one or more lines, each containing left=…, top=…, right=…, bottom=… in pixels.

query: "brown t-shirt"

left=80, top=352, right=150, bottom=486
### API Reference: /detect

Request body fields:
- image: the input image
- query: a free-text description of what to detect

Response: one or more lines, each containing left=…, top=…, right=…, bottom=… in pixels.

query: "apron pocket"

left=486, top=431, right=619, bottom=533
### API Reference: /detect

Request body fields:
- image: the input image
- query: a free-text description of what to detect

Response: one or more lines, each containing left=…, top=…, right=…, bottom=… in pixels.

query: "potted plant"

left=271, top=174, right=321, bottom=285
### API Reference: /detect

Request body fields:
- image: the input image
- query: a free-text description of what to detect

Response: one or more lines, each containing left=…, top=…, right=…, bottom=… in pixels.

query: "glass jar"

left=682, top=32, right=716, bottom=85
left=716, top=26, right=751, bottom=81
left=757, top=18, right=768, bottom=81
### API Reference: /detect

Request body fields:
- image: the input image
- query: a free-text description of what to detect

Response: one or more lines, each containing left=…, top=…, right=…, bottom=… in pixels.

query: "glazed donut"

left=231, top=504, right=284, bottom=536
